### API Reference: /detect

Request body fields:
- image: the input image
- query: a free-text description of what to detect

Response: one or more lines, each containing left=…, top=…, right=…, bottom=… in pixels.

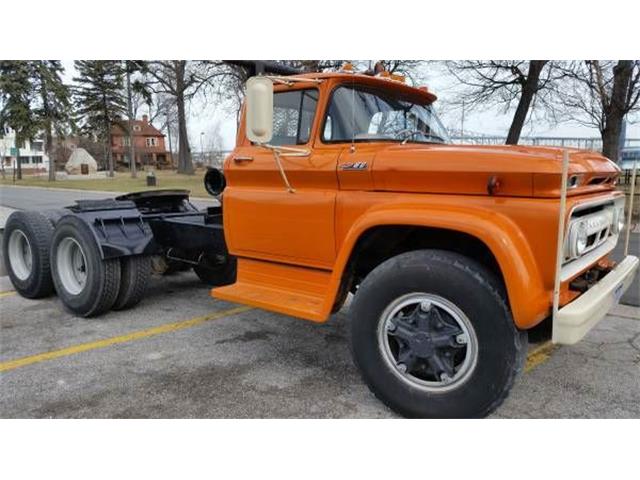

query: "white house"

left=0, top=126, right=51, bottom=173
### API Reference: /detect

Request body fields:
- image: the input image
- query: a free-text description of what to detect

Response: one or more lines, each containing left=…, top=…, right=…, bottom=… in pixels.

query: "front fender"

left=326, top=202, right=550, bottom=329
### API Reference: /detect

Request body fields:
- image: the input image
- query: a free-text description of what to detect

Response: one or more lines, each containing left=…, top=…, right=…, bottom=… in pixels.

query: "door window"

left=271, top=89, right=319, bottom=146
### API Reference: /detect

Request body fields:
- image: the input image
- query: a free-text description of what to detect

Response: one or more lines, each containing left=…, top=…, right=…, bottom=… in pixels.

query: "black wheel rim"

left=377, top=293, right=478, bottom=392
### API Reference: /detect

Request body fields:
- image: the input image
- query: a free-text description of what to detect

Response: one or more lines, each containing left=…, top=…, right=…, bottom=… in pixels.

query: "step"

left=211, top=258, right=332, bottom=322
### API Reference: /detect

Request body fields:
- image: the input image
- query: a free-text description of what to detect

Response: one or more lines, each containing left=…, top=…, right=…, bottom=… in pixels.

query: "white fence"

left=450, top=136, right=640, bottom=152
left=191, top=150, right=233, bottom=169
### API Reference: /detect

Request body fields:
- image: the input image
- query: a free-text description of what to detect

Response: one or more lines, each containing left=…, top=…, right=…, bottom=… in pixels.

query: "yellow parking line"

left=525, top=341, right=557, bottom=373
left=0, top=305, right=252, bottom=373
left=0, top=290, right=17, bottom=298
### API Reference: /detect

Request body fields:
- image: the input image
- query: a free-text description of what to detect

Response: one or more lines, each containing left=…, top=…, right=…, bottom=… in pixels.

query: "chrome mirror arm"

left=257, top=144, right=310, bottom=193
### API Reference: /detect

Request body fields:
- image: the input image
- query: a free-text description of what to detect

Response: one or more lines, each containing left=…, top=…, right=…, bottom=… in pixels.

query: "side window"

left=323, top=116, right=332, bottom=140
left=271, top=89, right=318, bottom=146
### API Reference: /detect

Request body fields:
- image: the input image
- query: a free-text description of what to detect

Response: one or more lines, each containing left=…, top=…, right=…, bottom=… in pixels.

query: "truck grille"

left=560, top=197, right=624, bottom=282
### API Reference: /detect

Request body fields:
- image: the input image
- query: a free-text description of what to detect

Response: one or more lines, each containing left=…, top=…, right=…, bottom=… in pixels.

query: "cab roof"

left=274, top=71, right=438, bottom=104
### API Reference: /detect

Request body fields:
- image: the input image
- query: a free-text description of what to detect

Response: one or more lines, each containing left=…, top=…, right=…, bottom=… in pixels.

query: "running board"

left=211, top=258, right=332, bottom=322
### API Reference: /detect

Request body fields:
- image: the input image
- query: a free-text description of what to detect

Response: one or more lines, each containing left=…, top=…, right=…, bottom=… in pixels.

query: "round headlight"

left=574, top=222, right=588, bottom=256
left=616, top=206, right=625, bottom=233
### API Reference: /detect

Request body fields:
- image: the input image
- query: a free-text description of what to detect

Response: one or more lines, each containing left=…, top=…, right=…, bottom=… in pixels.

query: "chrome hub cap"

left=57, top=237, right=88, bottom=295
left=8, top=229, right=32, bottom=280
left=378, top=293, right=478, bottom=392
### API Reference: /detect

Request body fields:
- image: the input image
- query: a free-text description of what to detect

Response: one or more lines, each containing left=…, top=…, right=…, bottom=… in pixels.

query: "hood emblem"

left=341, top=161, right=368, bottom=171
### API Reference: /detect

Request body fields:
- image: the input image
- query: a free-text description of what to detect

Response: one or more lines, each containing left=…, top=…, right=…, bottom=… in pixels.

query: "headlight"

left=566, top=220, right=589, bottom=259
left=574, top=222, right=588, bottom=256
left=612, top=206, right=625, bottom=234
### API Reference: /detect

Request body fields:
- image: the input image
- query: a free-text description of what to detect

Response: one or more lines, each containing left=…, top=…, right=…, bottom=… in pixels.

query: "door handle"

left=233, top=155, right=254, bottom=163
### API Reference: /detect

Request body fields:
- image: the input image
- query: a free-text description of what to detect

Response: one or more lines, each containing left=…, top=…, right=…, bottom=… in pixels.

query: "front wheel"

left=193, top=254, right=237, bottom=286
left=349, top=249, right=527, bottom=418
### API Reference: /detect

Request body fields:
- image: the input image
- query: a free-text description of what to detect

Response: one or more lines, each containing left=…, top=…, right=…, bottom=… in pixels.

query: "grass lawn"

left=0, top=169, right=210, bottom=198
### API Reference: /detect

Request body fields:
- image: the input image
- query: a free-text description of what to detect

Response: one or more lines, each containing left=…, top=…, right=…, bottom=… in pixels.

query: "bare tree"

left=205, top=120, right=225, bottom=152
left=367, top=60, right=427, bottom=84
left=147, top=92, right=179, bottom=166
left=446, top=60, right=560, bottom=144
left=145, top=61, right=223, bottom=174
left=556, top=60, right=640, bottom=162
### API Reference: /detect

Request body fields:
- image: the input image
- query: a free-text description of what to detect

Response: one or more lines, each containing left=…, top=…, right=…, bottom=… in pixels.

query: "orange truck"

left=4, top=67, right=638, bottom=418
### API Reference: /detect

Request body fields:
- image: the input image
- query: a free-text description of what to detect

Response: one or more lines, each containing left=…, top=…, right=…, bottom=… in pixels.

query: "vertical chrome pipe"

left=623, top=158, right=637, bottom=256
left=552, top=150, right=570, bottom=342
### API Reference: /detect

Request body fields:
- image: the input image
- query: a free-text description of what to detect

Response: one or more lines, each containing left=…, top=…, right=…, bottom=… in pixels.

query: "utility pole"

left=460, top=100, right=466, bottom=138
left=126, top=64, right=137, bottom=178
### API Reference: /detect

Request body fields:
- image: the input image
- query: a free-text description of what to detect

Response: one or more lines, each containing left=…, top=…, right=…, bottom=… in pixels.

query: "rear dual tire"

left=50, top=216, right=150, bottom=317
left=3, top=211, right=55, bottom=298
left=51, top=217, right=121, bottom=317
left=113, top=255, right=151, bottom=311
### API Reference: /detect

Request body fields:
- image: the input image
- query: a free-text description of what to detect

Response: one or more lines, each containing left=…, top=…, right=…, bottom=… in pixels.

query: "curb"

left=610, top=303, right=640, bottom=320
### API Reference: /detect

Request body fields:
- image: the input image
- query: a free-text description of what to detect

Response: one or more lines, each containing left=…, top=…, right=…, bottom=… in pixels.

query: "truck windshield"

left=322, top=85, right=450, bottom=144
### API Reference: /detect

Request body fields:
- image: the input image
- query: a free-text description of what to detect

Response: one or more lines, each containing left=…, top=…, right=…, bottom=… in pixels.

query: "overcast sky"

left=61, top=61, right=640, bottom=151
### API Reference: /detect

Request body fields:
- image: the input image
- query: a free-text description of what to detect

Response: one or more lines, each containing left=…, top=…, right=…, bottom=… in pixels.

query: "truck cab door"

left=223, top=88, right=340, bottom=270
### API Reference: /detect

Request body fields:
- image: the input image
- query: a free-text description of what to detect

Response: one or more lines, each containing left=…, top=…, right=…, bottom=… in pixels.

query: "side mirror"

left=245, top=76, right=273, bottom=144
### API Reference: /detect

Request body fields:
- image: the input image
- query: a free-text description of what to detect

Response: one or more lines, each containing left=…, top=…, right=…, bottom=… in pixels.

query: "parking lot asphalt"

left=1, top=271, right=638, bottom=418
left=1, top=185, right=639, bottom=418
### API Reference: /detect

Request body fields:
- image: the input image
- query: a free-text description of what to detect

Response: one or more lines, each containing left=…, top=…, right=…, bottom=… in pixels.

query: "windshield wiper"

left=417, top=133, right=446, bottom=144
left=396, top=129, right=423, bottom=144
left=399, top=131, right=447, bottom=145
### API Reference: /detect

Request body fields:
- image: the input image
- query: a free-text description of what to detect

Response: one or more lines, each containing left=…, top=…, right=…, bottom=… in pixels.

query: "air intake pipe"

left=204, top=167, right=226, bottom=197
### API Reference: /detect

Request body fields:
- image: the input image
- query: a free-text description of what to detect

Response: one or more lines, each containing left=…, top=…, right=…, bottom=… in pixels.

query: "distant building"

left=111, top=115, right=173, bottom=169
left=0, top=126, right=50, bottom=173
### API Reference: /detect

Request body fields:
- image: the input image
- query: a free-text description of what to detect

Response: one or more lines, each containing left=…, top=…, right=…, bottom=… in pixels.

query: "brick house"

left=111, top=115, right=173, bottom=169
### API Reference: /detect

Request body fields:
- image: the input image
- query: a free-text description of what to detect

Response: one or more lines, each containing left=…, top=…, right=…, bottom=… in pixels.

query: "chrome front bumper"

left=553, top=255, right=639, bottom=345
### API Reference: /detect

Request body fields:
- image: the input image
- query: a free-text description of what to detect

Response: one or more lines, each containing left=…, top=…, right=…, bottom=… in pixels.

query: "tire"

left=349, top=249, right=527, bottom=419
left=41, top=208, right=70, bottom=227
left=113, top=255, right=151, bottom=310
left=193, top=254, right=237, bottom=286
left=2, top=211, right=55, bottom=298
left=50, top=216, right=121, bottom=317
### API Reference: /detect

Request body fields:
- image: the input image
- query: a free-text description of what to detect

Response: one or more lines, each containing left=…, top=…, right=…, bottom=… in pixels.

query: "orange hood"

left=371, top=144, right=620, bottom=198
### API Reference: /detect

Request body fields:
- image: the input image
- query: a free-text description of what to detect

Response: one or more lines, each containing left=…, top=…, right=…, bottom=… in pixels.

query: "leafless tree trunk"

left=166, top=119, right=174, bottom=166
left=506, top=61, right=547, bottom=144
left=174, top=62, right=193, bottom=174
left=104, top=117, right=114, bottom=177
left=601, top=61, right=634, bottom=162
left=46, top=127, right=54, bottom=181
left=126, top=69, right=137, bottom=178
left=15, top=136, right=22, bottom=180
left=447, top=60, right=556, bottom=144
